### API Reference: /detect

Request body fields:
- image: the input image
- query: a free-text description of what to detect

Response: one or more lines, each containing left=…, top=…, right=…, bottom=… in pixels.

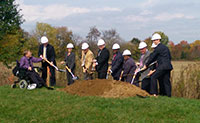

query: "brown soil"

left=60, top=79, right=150, bottom=98
left=0, top=63, right=16, bottom=86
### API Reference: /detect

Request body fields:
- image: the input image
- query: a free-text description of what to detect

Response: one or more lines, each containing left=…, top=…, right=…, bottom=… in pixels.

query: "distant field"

left=171, top=61, right=199, bottom=82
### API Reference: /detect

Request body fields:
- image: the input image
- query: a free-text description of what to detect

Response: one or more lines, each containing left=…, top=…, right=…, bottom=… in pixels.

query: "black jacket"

left=38, top=44, right=56, bottom=64
left=111, top=51, right=124, bottom=78
left=146, top=43, right=173, bottom=71
left=96, top=47, right=110, bottom=72
left=64, top=52, right=75, bottom=71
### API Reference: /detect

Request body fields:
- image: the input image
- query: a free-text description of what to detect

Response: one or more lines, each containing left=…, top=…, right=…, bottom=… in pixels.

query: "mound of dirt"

left=0, top=63, right=16, bottom=86
left=60, top=79, right=150, bottom=98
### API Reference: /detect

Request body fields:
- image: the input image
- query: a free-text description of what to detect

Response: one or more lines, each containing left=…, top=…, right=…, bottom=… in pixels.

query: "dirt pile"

left=60, top=79, right=150, bottom=98
left=0, top=63, right=16, bottom=86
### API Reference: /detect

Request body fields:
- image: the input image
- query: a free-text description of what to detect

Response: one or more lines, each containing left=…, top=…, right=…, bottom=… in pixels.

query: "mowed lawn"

left=0, top=86, right=200, bottom=122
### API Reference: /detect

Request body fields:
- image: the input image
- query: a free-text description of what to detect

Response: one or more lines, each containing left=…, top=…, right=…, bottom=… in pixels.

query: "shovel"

left=131, top=67, right=140, bottom=84
left=106, top=71, right=110, bottom=79
left=65, top=65, right=78, bottom=80
left=139, top=61, right=157, bottom=73
left=119, top=71, right=124, bottom=81
left=131, top=61, right=157, bottom=84
left=42, top=57, right=65, bottom=72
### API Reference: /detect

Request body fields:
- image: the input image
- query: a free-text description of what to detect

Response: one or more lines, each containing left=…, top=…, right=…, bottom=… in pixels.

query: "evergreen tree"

left=0, top=0, right=24, bottom=66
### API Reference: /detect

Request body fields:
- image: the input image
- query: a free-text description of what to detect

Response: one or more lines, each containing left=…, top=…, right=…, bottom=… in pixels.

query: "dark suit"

left=96, top=47, right=110, bottom=79
left=64, top=52, right=75, bottom=85
left=38, top=44, right=56, bottom=86
left=111, top=51, right=124, bottom=80
left=146, top=43, right=173, bottom=97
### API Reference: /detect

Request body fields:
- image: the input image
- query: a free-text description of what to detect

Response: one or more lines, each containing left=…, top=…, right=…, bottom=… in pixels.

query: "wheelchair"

left=11, top=61, right=42, bottom=89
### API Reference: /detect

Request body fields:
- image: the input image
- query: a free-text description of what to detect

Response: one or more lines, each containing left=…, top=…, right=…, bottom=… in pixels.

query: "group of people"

left=19, top=33, right=173, bottom=97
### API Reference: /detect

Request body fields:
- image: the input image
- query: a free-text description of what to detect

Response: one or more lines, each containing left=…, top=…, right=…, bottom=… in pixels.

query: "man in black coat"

left=109, top=43, right=124, bottom=80
left=95, top=39, right=110, bottom=79
left=142, top=33, right=173, bottom=97
left=38, top=36, right=56, bottom=86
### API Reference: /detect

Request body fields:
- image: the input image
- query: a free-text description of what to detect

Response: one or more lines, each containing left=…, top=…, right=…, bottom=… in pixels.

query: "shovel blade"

left=58, top=69, right=66, bottom=72
left=72, top=76, right=78, bottom=80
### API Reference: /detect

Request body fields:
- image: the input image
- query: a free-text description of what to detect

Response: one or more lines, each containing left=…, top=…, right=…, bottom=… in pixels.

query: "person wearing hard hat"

left=81, top=42, right=95, bottom=80
left=121, top=50, right=136, bottom=83
left=142, top=33, right=173, bottom=97
left=61, top=43, right=76, bottom=85
left=137, top=42, right=152, bottom=93
left=38, top=36, right=56, bottom=87
left=151, top=42, right=157, bottom=49
left=94, top=39, right=110, bottom=79
left=108, top=43, right=124, bottom=80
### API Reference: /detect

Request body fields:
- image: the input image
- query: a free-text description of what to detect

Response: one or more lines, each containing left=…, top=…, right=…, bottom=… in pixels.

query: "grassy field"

left=171, top=61, right=198, bottom=82
left=0, top=85, right=200, bottom=122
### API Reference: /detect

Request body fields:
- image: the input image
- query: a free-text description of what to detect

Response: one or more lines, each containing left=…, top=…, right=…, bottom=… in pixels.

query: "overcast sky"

left=16, top=0, right=200, bottom=43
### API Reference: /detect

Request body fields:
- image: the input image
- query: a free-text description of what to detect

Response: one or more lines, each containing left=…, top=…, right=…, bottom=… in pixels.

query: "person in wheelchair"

left=20, top=50, right=47, bottom=89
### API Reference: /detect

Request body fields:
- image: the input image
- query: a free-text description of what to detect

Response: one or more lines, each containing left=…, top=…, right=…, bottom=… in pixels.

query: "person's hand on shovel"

left=107, top=69, right=112, bottom=74
left=147, top=70, right=156, bottom=76
left=28, top=67, right=32, bottom=71
left=60, top=61, right=65, bottom=65
left=83, top=67, right=87, bottom=73
left=50, top=61, right=54, bottom=66
left=40, top=55, right=44, bottom=59
left=141, top=65, right=147, bottom=71
left=136, top=62, right=140, bottom=67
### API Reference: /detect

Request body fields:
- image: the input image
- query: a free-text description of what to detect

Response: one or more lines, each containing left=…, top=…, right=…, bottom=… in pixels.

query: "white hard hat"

left=151, top=33, right=161, bottom=41
left=82, top=42, right=89, bottom=50
left=67, top=43, right=74, bottom=48
left=97, top=39, right=105, bottom=46
left=138, top=42, right=147, bottom=49
left=112, top=43, right=120, bottom=50
left=151, top=43, right=157, bottom=48
left=41, top=36, right=48, bottom=44
left=27, top=84, right=37, bottom=90
left=122, top=49, right=131, bottom=56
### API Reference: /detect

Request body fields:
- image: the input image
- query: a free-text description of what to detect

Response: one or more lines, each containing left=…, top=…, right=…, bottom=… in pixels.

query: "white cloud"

left=140, top=0, right=160, bottom=8
left=95, top=7, right=122, bottom=12
left=16, top=0, right=121, bottom=22
left=16, top=1, right=90, bottom=22
left=140, top=10, right=152, bottom=16
left=125, top=15, right=150, bottom=22
left=154, top=13, right=195, bottom=21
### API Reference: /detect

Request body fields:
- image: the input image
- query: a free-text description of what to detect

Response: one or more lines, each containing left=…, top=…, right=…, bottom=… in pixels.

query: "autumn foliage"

left=169, top=40, right=200, bottom=60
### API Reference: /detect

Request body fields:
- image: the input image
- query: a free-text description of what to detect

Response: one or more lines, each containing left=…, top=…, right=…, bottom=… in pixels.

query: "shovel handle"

left=42, top=57, right=58, bottom=70
left=65, top=66, right=72, bottom=73
left=131, top=75, right=136, bottom=84
left=119, top=71, right=124, bottom=81
left=65, top=66, right=77, bottom=79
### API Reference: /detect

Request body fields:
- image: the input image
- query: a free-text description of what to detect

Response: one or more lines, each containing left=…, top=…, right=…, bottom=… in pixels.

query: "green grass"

left=0, top=86, right=200, bottom=123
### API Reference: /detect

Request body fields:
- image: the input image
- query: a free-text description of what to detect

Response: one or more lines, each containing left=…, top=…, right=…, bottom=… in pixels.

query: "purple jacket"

left=20, top=56, right=42, bottom=69
left=122, top=57, right=136, bottom=83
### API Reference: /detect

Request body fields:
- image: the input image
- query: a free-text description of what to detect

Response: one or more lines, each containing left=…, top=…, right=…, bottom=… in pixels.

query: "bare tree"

left=85, top=26, right=101, bottom=55
left=101, top=29, right=124, bottom=55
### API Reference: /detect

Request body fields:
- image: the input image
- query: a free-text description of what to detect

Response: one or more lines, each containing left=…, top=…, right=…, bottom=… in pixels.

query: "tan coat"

left=81, top=49, right=94, bottom=74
